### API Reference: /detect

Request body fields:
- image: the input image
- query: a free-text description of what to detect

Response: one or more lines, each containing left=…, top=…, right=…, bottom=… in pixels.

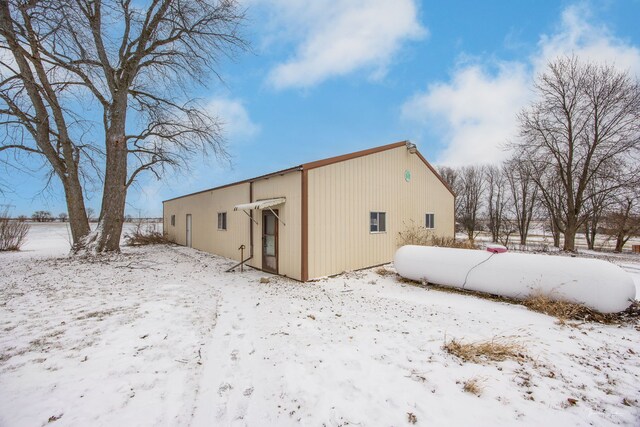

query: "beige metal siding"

left=307, top=146, right=454, bottom=279
left=163, top=183, right=251, bottom=261
left=248, top=172, right=302, bottom=280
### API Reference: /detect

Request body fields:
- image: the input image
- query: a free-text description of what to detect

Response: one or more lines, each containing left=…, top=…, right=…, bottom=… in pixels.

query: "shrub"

left=0, top=210, right=30, bottom=251
left=397, top=221, right=476, bottom=249
left=124, top=220, right=167, bottom=246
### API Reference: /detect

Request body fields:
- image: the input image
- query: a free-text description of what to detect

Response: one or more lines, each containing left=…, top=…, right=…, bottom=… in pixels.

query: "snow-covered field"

left=1, top=223, right=639, bottom=426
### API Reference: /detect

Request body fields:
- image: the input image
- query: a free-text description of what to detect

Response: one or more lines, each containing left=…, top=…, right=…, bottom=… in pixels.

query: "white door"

left=186, top=214, right=192, bottom=248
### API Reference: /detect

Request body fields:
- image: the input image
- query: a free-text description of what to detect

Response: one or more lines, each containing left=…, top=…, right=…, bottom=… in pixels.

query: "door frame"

left=186, top=213, right=192, bottom=248
left=262, top=209, right=279, bottom=274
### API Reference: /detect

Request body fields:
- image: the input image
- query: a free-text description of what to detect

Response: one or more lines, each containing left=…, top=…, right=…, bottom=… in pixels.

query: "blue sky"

left=2, top=0, right=640, bottom=217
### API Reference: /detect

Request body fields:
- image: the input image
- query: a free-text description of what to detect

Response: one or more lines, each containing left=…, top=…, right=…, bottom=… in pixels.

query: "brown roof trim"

left=162, top=165, right=302, bottom=203
left=415, top=151, right=456, bottom=197
left=301, top=140, right=408, bottom=170
left=163, top=139, right=455, bottom=203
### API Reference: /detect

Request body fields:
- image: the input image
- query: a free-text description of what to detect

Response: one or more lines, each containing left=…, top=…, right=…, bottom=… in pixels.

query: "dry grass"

left=443, top=337, right=526, bottom=363
left=397, top=221, right=477, bottom=249
left=462, top=377, right=484, bottom=396
left=124, top=221, right=167, bottom=246
left=400, top=277, right=640, bottom=325
left=429, top=235, right=477, bottom=249
left=522, top=292, right=610, bottom=322
left=375, top=267, right=395, bottom=277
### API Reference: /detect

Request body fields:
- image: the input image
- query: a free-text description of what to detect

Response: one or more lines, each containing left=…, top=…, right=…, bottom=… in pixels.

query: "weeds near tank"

left=522, top=292, right=614, bottom=323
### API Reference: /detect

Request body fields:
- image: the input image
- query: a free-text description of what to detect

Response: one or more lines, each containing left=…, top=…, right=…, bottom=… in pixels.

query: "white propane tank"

left=393, top=245, right=636, bottom=313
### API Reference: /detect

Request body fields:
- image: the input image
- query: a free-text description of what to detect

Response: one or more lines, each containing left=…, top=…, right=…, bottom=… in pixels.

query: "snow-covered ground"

left=1, top=224, right=639, bottom=426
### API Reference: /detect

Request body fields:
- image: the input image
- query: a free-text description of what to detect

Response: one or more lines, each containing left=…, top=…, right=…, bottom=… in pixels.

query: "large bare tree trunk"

left=81, top=103, right=128, bottom=253
left=63, top=179, right=91, bottom=245
left=96, top=131, right=128, bottom=251
left=563, top=227, right=577, bottom=251
left=550, top=217, right=561, bottom=248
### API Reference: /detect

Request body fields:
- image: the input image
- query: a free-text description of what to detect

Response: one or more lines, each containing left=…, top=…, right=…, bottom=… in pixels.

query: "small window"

left=170, top=215, right=175, bottom=226
left=425, top=213, right=435, bottom=229
left=217, top=212, right=227, bottom=230
left=370, top=212, right=386, bottom=233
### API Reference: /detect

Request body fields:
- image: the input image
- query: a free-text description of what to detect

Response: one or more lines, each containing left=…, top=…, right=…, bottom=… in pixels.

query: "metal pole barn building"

left=162, top=141, right=455, bottom=281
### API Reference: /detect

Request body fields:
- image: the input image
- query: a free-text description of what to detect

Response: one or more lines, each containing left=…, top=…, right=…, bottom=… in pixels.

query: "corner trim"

left=301, top=169, right=309, bottom=282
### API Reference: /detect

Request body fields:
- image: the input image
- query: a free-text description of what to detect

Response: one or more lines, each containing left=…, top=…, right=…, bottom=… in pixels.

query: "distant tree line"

left=15, top=210, right=155, bottom=223
left=438, top=56, right=640, bottom=252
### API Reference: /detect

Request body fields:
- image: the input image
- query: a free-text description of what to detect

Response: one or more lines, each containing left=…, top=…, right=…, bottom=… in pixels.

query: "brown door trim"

left=262, top=209, right=278, bottom=274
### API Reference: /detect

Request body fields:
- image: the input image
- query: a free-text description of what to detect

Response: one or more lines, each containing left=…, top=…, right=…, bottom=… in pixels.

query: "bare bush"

left=397, top=222, right=476, bottom=249
left=0, top=210, right=29, bottom=251
left=124, top=221, right=167, bottom=246
left=397, top=221, right=431, bottom=246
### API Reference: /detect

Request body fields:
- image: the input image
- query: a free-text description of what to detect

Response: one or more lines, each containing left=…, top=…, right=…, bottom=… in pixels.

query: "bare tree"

left=0, top=0, right=91, bottom=243
left=58, top=212, right=68, bottom=222
left=604, top=188, right=640, bottom=252
left=514, top=55, right=640, bottom=251
left=436, top=166, right=460, bottom=194
left=485, top=165, right=510, bottom=243
left=86, top=207, right=95, bottom=222
left=0, top=0, right=246, bottom=253
left=582, top=174, right=613, bottom=250
left=457, top=165, right=485, bottom=241
left=504, top=157, right=538, bottom=245
left=32, top=210, right=53, bottom=222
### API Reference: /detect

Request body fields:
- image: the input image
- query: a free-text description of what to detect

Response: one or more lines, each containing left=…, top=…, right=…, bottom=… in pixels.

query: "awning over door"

left=234, top=197, right=286, bottom=225
left=234, top=197, right=285, bottom=211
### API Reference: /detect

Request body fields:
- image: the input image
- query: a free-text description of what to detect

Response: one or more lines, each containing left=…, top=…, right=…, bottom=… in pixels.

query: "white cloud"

left=260, top=0, right=427, bottom=89
left=535, top=4, right=640, bottom=76
left=402, top=4, right=640, bottom=166
left=402, top=63, right=530, bottom=166
left=205, top=97, right=260, bottom=141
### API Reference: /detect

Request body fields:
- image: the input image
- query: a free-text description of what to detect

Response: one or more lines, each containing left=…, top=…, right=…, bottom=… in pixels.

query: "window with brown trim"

left=370, top=212, right=386, bottom=233
left=170, top=215, right=175, bottom=226
left=217, top=212, right=227, bottom=230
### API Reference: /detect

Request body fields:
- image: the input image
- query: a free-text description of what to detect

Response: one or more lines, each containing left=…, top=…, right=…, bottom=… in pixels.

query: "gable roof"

left=163, top=140, right=454, bottom=203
